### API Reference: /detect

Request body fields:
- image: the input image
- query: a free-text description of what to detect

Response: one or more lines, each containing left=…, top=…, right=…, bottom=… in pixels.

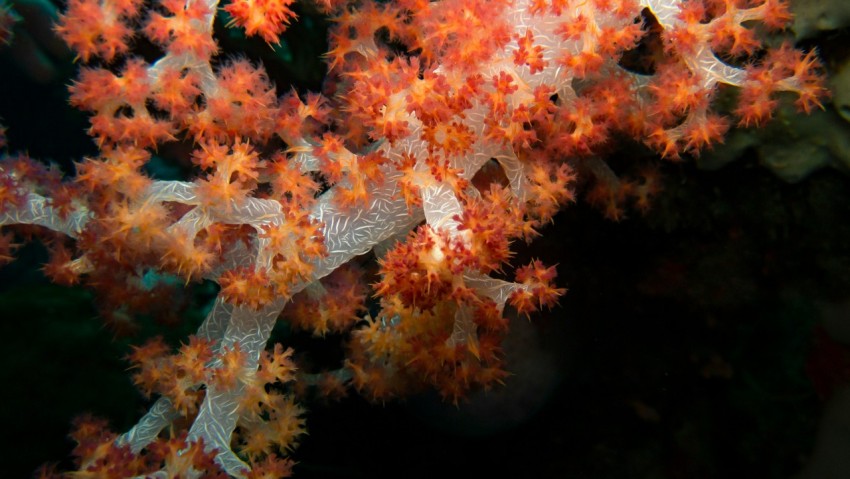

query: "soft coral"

left=55, top=0, right=143, bottom=62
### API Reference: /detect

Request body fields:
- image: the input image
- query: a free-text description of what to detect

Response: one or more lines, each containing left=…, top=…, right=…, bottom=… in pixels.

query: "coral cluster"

left=0, top=0, right=827, bottom=476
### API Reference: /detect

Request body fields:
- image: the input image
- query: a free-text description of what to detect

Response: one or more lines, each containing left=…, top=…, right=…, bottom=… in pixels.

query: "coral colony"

left=0, top=0, right=827, bottom=476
